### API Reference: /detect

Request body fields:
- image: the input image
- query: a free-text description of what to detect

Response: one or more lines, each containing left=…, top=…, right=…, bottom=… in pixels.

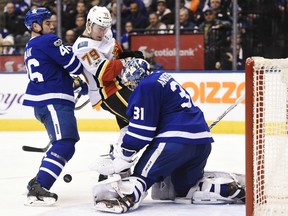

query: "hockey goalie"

left=89, top=58, right=245, bottom=213
left=91, top=152, right=245, bottom=214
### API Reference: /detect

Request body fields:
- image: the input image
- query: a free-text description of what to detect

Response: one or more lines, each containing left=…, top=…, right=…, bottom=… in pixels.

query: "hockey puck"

left=63, top=174, right=72, bottom=183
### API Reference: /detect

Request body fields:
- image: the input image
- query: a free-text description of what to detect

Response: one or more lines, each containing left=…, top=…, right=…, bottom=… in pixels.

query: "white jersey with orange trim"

left=72, top=29, right=124, bottom=106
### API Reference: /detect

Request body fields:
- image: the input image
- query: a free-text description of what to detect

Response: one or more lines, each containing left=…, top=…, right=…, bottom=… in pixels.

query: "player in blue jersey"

left=22, top=8, right=84, bottom=206
left=92, top=58, right=213, bottom=212
left=92, top=59, right=245, bottom=213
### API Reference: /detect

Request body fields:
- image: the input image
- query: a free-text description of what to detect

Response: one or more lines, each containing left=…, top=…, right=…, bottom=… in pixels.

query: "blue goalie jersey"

left=22, top=34, right=83, bottom=107
left=122, top=71, right=214, bottom=151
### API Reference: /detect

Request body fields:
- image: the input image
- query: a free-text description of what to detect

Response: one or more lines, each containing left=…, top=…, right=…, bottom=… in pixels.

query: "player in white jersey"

left=73, top=6, right=143, bottom=131
left=72, top=7, right=144, bottom=179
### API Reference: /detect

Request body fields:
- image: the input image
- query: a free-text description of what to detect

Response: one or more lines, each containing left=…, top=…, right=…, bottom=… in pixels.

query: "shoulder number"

left=132, top=80, right=192, bottom=121
left=59, top=45, right=72, bottom=56
left=170, top=80, right=192, bottom=108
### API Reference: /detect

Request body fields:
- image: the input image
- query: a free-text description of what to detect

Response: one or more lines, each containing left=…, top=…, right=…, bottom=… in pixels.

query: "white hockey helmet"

left=87, top=6, right=112, bottom=29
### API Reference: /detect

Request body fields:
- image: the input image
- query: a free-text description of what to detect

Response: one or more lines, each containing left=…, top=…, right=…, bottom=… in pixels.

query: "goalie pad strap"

left=110, top=181, right=132, bottom=208
left=227, top=188, right=241, bottom=199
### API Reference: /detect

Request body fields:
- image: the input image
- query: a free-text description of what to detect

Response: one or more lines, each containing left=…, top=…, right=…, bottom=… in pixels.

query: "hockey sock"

left=36, top=139, right=76, bottom=190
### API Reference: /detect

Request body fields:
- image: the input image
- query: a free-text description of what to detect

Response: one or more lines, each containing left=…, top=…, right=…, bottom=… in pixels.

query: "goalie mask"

left=87, top=6, right=112, bottom=35
left=121, top=58, right=151, bottom=91
left=24, top=8, right=52, bottom=31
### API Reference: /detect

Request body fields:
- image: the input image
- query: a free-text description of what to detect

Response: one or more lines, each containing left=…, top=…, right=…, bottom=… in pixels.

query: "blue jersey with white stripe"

left=22, top=34, right=83, bottom=107
left=122, top=71, right=214, bottom=151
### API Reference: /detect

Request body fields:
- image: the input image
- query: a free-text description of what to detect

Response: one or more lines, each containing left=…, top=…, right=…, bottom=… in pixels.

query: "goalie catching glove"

left=92, top=146, right=137, bottom=175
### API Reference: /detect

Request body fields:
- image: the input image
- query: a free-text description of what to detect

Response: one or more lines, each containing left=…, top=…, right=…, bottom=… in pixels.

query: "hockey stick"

left=22, top=94, right=86, bottom=153
left=209, top=94, right=245, bottom=130
left=74, top=89, right=90, bottom=110
left=22, top=142, right=51, bottom=152
left=75, top=93, right=82, bottom=104
left=75, top=98, right=90, bottom=110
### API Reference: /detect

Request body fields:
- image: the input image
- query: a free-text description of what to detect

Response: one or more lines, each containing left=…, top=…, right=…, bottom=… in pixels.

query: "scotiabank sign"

left=0, top=55, right=26, bottom=72
left=130, top=34, right=204, bottom=70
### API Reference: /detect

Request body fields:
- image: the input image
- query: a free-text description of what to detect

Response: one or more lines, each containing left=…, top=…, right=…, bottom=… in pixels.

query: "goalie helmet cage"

left=246, top=57, right=288, bottom=216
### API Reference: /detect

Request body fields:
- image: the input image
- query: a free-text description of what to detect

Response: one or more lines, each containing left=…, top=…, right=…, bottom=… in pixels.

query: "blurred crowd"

left=0, top=0, right=287, bottom=70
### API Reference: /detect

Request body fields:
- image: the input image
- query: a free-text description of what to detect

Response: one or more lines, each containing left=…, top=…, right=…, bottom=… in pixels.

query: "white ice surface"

left=0, top=131, right=245, bottom=216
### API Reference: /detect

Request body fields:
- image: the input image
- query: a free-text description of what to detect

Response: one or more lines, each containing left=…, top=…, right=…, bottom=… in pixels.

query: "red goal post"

left=246, top=57, right=288, bottom=216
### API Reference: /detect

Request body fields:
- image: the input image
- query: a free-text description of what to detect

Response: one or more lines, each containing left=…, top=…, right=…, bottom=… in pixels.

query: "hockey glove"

left=73, top=76, right=88, bottom=95
left=92, top=147, right=136, bottom=175
left=119, top=50, right=144, bottom=59
left=92, top=153, right=134, bottom=176
left=113, top=147, right=136, bottom=175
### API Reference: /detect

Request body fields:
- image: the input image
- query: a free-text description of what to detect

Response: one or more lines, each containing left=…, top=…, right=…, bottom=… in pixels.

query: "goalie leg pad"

left=127, top=177, right=147, bottom=210
left=192, top=182, right=245, bottom=204
left=93, top=174, right=133, bottom=213
left=93, top=176, right=147, bottom=213
left=151, top=176, right=175, bottom=201
left=192, top=191, right=236, bottom=204
left=152, top=171, right=246, bottom=204
left=93, top=174, right=122, bottom=202
left=94, top=197, right=132, bottom=213
left=203, top=171, right=246, bottom=188
left=191, top=173, right=246, bottom=204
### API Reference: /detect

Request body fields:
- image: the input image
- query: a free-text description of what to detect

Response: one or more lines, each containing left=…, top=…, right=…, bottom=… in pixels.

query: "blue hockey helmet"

left=121, top=58, right=151, bottom=90
left=24, top=8, right=52, bottom=31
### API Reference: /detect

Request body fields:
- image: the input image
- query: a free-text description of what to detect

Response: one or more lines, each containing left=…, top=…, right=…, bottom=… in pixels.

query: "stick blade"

left=22, top=145, right=48, bottom=152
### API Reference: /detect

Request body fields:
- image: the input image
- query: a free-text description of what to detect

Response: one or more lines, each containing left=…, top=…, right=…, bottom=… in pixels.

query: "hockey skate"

left=25, top=178, right=58, bottom=206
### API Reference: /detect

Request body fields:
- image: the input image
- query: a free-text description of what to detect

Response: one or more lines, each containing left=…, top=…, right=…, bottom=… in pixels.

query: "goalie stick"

left=22, top=94, right=86, bottom=153
left=209, top=94, right=245, bottom=130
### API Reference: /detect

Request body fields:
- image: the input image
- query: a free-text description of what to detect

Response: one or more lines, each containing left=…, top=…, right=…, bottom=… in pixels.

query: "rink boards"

left=0, top=72, right=245, bottom=133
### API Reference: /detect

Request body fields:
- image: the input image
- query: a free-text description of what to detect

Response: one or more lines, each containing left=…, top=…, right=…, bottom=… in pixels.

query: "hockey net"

left=246, top=57, right=288, bottom=216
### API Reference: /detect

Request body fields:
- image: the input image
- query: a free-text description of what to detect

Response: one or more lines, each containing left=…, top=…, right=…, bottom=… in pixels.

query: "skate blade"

left=24, top=196, right=57, bottom=207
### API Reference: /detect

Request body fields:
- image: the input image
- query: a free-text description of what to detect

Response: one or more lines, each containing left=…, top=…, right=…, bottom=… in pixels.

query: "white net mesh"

left=252, top=57, right=288, bottom=216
